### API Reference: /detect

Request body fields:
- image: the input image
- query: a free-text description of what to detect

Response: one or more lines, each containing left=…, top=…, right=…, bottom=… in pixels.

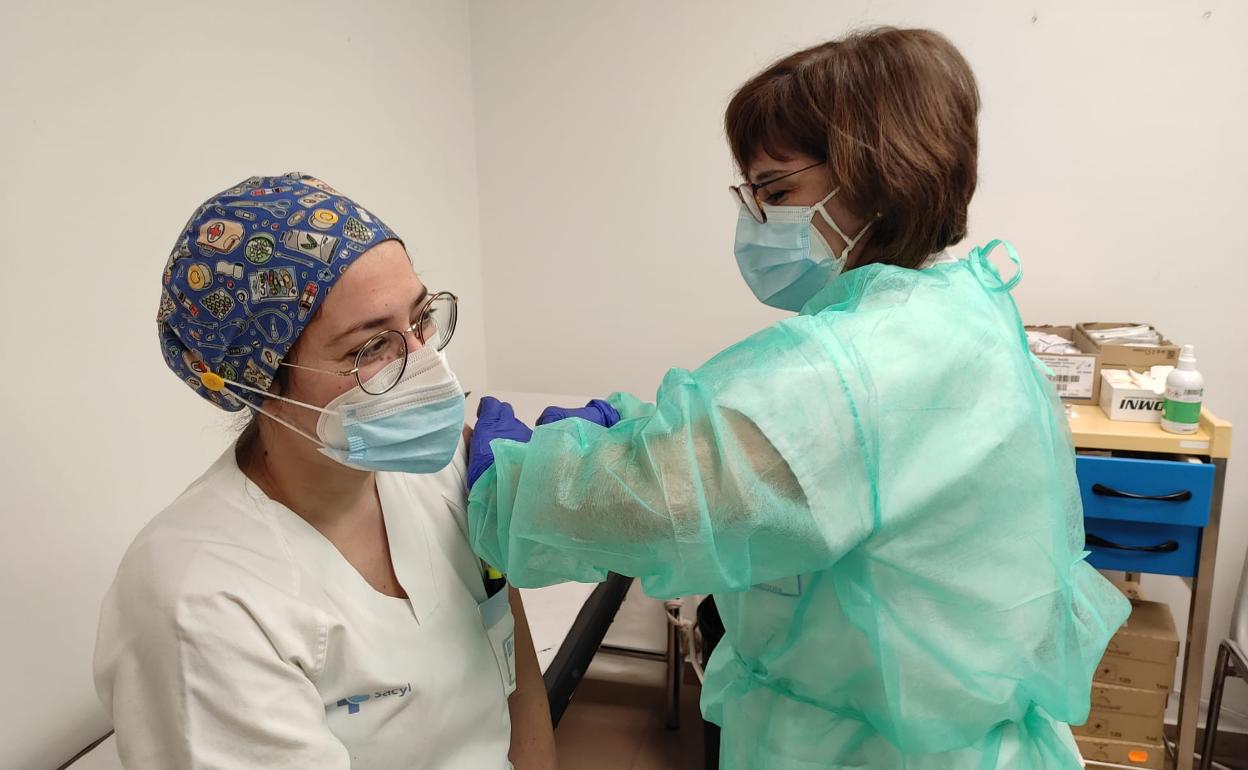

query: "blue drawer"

left=1083, top=517, right=1202, bottom=576
left=1076, top=456, right=1214, bottom=527
left=1076, top=456, right=1214, bottom=578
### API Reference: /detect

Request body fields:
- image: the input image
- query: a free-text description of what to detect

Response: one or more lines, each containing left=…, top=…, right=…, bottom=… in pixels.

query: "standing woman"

left=95, top=174, right=556, bottom=769
left=466, top=29, right=1128, bottom=770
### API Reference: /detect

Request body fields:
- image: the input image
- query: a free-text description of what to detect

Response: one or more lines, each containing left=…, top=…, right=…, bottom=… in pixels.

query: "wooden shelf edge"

left=1068, top=405, right=1232, bottom=459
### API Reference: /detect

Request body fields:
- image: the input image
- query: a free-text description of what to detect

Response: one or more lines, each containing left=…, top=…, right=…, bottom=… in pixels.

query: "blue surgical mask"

left=215, top=347, right=466, bottom=474
left=314, top=348, right=466, bottom=473
left=733, top=188, right=871, bottom=311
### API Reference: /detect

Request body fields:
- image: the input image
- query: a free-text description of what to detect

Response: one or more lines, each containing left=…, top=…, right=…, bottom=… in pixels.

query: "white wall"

left=0, top=1, right=486, bottom=767
left=3, top=3, right=1246, bottom=767
left=471, top=0, right=1248, bottom=714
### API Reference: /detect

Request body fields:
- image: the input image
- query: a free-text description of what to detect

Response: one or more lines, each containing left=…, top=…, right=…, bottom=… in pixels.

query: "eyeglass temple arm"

left=280, top=360, right=358, bottom=377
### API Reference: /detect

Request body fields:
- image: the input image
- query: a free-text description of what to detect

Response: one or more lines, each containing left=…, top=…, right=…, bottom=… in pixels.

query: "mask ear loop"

left=813, top=188, right=873, bottom=260
left=198, top=371, right=334, bottom=450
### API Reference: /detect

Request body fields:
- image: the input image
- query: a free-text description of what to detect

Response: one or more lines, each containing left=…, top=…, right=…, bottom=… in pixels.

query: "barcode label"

left=1037, top=353, right=1097, bottom=399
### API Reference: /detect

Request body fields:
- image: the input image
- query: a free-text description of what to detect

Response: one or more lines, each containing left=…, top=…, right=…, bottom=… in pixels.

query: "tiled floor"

left=555, top=660, right=705, bottom=770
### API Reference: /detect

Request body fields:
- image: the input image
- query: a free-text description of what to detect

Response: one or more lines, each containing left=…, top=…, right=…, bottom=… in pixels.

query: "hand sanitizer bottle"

left=1161, top=345, right=1204, bottom=435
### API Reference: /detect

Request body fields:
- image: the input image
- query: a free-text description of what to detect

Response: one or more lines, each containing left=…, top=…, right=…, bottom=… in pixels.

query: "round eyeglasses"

left=728, top=161, right=826, bottom=224
left=281, top=291, right=459, bottom=395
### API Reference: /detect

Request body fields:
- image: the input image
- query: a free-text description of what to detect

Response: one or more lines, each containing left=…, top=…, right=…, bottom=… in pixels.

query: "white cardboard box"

left=1099, top=371, right=1164, bottom=423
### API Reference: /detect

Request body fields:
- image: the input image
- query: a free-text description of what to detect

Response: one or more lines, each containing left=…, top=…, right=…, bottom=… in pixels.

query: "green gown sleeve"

left=468, top=316, right=877, bottom=597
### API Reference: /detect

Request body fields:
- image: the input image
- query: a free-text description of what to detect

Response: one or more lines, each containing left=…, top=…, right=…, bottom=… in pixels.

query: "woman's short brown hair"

left=725, top=27, right=980, bottom=269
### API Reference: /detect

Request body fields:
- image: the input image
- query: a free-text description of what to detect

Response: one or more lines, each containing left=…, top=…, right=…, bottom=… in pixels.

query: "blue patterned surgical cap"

left=157, top=172, right=400, bottom=411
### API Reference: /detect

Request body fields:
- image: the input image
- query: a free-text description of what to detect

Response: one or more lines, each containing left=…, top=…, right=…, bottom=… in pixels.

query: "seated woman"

left=94, top=173, right=555, bottom=769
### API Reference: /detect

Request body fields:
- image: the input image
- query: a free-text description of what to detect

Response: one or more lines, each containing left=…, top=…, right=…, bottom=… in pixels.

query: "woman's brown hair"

left=725, top=27, right=980, bottom=269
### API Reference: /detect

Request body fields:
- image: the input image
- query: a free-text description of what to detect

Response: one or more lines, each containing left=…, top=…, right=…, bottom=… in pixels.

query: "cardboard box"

left=1025, top=325, right=1102, bottom=404
left=1075, top=323, right=1180, bottom=370
left=1095, top=655, right=1176, bottom=693
left=1094, top=595, right=1180, bottom=692
left=1099, top=370, right=1164, bottom=423
left=1077, top=736, right=1165, bottom=769
left=1090, top=682, right=1169, bottom=718
left=1074, top=708, right=1165, bottom=745
left=1105, top=599, right=1180, bottom=666
left=1081, top=583, right=1173, bottom=744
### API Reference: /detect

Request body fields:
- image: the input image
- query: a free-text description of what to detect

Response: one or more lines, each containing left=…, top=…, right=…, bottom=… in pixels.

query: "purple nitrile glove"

left=467, top=396, right=534, bottom=490
left=535, top=399, right=622, bottom=429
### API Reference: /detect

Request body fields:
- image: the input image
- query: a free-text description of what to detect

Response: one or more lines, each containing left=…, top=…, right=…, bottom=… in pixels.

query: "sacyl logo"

left=336, top=683, right=412, bottom=715
left=336, top=694, right=370, bottom=715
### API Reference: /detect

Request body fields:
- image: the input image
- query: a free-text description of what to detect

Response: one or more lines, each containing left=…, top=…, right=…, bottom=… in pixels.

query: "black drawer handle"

left=1086, top=533, right=1180, bottom=553
left=1092, top=483, right=1192, bottom=503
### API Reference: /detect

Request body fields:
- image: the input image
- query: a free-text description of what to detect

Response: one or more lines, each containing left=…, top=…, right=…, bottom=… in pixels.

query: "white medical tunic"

left=94, top=443, right=516, bottom=769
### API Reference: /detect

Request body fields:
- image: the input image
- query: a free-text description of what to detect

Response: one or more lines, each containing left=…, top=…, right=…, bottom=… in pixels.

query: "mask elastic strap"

left=239, top=398, right=330, bottom=450
left=198, top=371, right=334, bottom=450
left=814, top=188, right=873, bottom=259
left=200, top=371, right=337, bottom=417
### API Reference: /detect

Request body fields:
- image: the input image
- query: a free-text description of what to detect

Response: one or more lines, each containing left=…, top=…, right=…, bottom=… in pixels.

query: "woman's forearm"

left=506, top=588, right=558, bottom=770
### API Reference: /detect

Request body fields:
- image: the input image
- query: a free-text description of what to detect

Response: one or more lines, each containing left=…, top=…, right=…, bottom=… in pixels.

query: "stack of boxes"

left=1025, top=321, right=1185, bottom=423
left=1076, top=582, right=1180, bottom=769
left=1074, top=323, right=1182, bottom=424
